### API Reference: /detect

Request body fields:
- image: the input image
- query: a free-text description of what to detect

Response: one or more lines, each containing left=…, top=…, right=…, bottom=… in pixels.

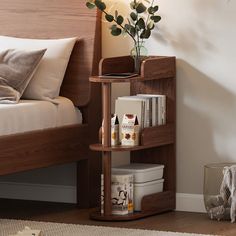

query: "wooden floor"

left=0, top=199, right=235, bottom=235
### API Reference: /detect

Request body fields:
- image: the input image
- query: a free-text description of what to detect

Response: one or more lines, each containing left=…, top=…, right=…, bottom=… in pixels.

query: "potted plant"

left=86, top=0, right=161, bottom=73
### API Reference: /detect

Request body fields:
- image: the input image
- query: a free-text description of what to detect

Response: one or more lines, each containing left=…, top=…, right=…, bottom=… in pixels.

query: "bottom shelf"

left=90, top=191, right=175, bottom=221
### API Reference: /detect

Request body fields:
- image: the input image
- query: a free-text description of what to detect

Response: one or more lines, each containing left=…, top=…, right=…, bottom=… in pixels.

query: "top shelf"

left=90, top=75, right=144, bottom=83
left=90, top=56, right=176, bottom=83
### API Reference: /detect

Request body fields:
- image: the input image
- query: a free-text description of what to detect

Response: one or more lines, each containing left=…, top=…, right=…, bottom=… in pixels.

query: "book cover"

left=137, top=94, right=166, bottom=126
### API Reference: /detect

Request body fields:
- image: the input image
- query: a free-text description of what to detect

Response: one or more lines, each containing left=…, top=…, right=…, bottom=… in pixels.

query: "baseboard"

left=176, top=193, right=206, bottom=213
left=0, top=182, right=206, bottom=212
left=0, top=182, right=76, bottom=203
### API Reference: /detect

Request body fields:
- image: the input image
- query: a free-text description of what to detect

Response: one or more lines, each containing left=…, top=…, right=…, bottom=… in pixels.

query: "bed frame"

left=0, top=0, right=102, bottom=207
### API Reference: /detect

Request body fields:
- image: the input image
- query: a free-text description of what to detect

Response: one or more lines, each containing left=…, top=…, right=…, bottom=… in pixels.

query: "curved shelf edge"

left=89, top=141, right=174, bottom=152
left=90, top=210, right=158, bottom=221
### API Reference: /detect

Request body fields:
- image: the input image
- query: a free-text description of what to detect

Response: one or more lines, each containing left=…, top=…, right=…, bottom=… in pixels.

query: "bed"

left=0, top=0, right=102, bottom=207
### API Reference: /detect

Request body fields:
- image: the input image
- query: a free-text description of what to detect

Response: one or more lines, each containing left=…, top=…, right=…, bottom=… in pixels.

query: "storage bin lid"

left=113, top=163, right=164, bottom=173
left=134, top=178, right=164, bottom=187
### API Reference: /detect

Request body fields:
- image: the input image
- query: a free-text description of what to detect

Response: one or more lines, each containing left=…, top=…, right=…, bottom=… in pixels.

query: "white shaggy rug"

left=0, top=219, right=218, bottom=236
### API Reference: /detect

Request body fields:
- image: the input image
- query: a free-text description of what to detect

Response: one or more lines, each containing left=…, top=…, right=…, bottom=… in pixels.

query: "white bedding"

left=0, top=96, right=82, bottom=136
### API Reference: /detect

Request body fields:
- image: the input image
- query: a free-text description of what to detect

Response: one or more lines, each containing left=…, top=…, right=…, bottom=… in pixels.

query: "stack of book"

left=115, top=94, right=166, bottom=129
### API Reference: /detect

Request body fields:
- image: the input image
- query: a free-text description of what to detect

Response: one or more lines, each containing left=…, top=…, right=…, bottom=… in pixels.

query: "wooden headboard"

left=0, top=0, right=101, bottom=107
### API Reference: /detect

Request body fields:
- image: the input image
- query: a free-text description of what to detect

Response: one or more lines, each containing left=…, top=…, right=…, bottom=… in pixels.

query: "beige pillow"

left=0, top=36, right=77, bottom=102
left=0, top=48, right=46, bottom=104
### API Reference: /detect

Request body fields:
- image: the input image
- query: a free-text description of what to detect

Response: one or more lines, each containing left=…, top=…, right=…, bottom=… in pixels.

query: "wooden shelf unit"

left=89, top=55, right=176, bottom=221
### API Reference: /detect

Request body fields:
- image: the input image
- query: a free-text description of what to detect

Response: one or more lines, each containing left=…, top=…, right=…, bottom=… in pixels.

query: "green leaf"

left=130, top=12, right=137, bottom=21
left=137, top=18, right=145, bottom=30
left=148, top=5, right=159, bottom=14
left=130, top=26, right=136, bottom=37
left=110, top=24, right=117, bottom=30
left=136, top=3, right=147, bottom=13
left=148, top=6, right=154, bottom=14
left=140, top=29, right=151, bottom=39
left=153, top=5, right=159, bottom=12
left=147, top=20, right=155, bottom=30
left=117, top=15, right=124, bottom=25
left=150, top=15, right=161, bottom=23
left=86, top=2, right=95, bottom=9
left=111, top=27, right=122, bottom=36
left=105, top=14, right=114, bottom=22
left=95, top=0, right=106, bottom=11
left=124, top=24, right=136, bottom=37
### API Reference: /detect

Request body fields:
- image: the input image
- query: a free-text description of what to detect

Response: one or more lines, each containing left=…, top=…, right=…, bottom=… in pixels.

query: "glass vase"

left=130, top=41, right=148, bottom=74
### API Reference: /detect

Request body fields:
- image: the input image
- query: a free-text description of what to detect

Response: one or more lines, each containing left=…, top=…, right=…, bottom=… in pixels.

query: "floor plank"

left=0, top=199, right=235, bottom=235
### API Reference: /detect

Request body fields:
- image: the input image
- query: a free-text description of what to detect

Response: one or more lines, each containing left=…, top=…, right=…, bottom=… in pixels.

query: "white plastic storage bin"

left=112, top=163, right=164, bottom=183
left=134, top=179, right=164, bottom=211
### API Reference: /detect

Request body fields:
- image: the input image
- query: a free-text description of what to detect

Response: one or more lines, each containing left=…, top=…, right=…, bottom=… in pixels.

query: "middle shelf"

left=90, top=123, right=174, bottom=152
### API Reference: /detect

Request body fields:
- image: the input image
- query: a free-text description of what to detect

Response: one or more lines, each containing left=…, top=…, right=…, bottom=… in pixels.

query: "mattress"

left=0, top=96, right=82, bottom=136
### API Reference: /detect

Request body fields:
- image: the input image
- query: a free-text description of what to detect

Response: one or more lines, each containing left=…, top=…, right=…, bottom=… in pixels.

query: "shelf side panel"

left=141, top=191, right=175, bottom=212
left=131, top=145, right=176, bottom=193
left=130, top=77, right=175, bottom=123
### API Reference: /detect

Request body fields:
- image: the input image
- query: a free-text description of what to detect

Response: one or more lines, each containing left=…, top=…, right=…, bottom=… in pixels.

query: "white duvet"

left=0, top=96, right=82, bottom=136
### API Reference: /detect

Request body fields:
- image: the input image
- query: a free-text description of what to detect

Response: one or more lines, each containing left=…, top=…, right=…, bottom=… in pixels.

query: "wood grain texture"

left=99, top=56, right=134, bottom=75
left=0, top=124, right=88, bottom=175
left=0, top=0, right=102, bottom=207
left=0, top=0, right=101, bottom=107
left=141, top=191, right=175, bottom=212
left=90, top=56, right=176, bottom=220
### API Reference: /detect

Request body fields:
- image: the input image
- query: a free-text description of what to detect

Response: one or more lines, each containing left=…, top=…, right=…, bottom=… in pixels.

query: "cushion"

left=0, top=48, right=46, bottom=104
left=0, top=36, right=77, bottom=102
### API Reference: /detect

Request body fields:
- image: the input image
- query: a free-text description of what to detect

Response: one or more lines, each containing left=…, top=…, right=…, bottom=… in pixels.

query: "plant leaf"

left=111, top=27, right=122, bottom=36
left=148, top=6, right=154, bottom=14
left=147, top=20, right=155, bottom=30
left=105, top=14, right=114, bottom=22
left=130, top=26, right=136, bottom=37
left=110, top=24, right=117, bottom=30
left=140, top=29, right=151, bottom=39
left=86, top=2, right=95, bottom=9
left=153, top=5, right=159, bottom=12
left=150, top=15, right=161, bottom=23
left=136, top=3, right=147, bottom=13
left=137, top=18, right=145, bottom=30
left=130, top=12, right=137, bottom=21
left=95, top=0, right=106, bottom=11
left=117, top=15, right=124, bottom=25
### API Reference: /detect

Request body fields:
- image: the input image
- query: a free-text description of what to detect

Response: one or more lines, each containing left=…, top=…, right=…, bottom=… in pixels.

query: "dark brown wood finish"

left=89, top=56, right=176, bottom=220
left=0, top=124, right=88, bottom=175
left=0, top=0, right=102, bottom=207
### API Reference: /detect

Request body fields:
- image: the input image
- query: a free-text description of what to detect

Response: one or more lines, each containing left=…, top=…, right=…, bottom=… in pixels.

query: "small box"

left=112, top=163, right=164, bottom=183
left=102, top=114, right=119, bottom=146
left=121, top=114, right=140, bottom=146
left=134, top=179, right=164, bottom=211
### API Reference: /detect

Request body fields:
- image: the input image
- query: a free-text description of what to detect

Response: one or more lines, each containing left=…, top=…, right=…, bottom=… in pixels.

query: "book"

left=117, top=96, right=149, bottom=128
left=137, top=94, right=166, bottom=125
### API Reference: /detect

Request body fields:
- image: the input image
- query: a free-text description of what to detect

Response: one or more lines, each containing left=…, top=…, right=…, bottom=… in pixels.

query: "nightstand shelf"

left=89, top=55, right=176, bottom=221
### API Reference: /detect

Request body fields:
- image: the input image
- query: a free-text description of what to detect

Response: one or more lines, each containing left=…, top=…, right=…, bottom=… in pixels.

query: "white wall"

left=103, top=0, right=236, bottom=194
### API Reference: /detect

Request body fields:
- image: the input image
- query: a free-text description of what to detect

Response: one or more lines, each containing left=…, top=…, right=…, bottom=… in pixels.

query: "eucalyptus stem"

left=102, top=9, right=137, bottom=44
left=145, top=0, right=155, bottom=26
